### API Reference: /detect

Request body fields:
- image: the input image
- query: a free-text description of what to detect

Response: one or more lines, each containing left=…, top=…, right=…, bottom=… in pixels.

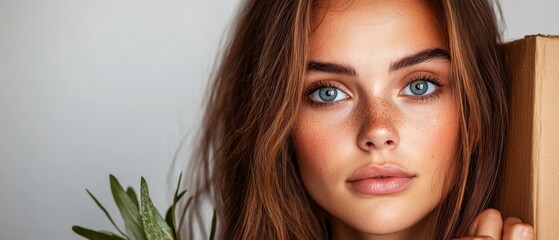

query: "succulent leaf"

left=164, top=206, right=177, bottom=239
left=126, top=187, right=140, bottom=210
left=72, top=226, right=127, bottom=240
left=140, top=177, right=173, bottom=240
left=85, top=189, right=128, bottom=238
left=209, top=210, right=217, bottom=240
left=110, top=175, right=147, bottom=240
left=74, top=173, right=209, bottom=240
left=177, top=196, right=193, bottom=234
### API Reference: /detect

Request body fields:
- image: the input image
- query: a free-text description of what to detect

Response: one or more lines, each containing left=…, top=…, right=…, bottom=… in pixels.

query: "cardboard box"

left=493, top=35, right=559, bottom=239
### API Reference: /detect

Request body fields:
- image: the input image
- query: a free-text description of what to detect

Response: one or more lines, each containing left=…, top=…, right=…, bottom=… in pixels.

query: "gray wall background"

left=0, top=0, right=557, bottom=239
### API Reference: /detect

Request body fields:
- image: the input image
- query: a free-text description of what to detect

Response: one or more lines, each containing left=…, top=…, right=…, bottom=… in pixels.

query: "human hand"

left=454, top=208, right=534, bottom=240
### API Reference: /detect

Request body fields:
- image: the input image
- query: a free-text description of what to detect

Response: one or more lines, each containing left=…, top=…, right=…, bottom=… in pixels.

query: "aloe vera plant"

left=72, top=174, right=216, bottom=240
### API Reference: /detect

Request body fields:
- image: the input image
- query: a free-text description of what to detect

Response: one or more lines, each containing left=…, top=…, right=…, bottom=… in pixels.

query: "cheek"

left=292, top=110, right=354, bottom=189
left=406, top=100, right=460, bottom=192
left=292, top=127, right=329, bottom=193
left=419, top=112, right=458, bottom=160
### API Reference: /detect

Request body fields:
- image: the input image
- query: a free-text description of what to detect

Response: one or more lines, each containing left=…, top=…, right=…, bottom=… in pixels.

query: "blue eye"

left=309, top=86, right=348, bottom=103
left=402, top=79, right=437, bottom=96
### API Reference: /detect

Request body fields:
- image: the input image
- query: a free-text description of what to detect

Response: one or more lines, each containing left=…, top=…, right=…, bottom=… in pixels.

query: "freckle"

left=382, top=98, right=403, bottom=125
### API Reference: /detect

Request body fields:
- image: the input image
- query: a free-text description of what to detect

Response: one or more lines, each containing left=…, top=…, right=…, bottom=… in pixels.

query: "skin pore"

left=292, top=0, right=458, bottom=239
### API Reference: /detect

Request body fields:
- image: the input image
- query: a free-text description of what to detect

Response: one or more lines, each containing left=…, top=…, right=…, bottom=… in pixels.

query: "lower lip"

left=348, top=177, right=415, bottom=195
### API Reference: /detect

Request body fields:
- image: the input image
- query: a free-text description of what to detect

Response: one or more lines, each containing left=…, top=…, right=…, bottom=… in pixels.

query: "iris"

left=410, top=80, right=428, bottom=95
left=319, top=87, right=338, bottom=101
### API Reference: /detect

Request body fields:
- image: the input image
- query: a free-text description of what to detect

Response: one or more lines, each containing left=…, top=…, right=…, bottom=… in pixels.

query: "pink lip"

left=347, top=165, right=416, bottom=195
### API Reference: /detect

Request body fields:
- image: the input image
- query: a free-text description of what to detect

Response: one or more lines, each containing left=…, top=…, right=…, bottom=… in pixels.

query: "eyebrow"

left=307, top=61, right=357, bottom=76
left=389, top=48, right=450, bottom=73
left=306, top=48, right=450, bottom=76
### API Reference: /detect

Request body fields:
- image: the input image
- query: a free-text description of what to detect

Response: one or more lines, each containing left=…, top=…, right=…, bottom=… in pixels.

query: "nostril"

left=359, top=129, right=399, bottom=150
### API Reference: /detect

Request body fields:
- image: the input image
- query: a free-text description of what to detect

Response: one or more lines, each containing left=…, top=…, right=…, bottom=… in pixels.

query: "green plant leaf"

left=175, top=191, right=186, bottom=203
left=140, top=177, right=173, bottom=240
left=72, top=226, right=127, bottom=240
left=126, top=187, right=140, bottom=210
left=164, top=206, right=177, bottom=239
left=110, top=175, right=147, bottom=240
left=124, top=186, right=141, bottom=239
left=85, top=189, right=128, bottom=238
left=171, top=173, right=188, bottom=240
left=165, top=206, right=173, bottom=228
left=209, top=210, right=217, bottom=240
left=173, top=173, right=183, bottom=202
left=177, top=196, right=193, bottom=234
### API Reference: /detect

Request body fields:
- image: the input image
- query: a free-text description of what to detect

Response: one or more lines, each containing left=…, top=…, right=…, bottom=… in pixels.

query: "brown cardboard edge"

left=533, top=36, right=559, bottom=239
left=524, top=34, right=559, bottom=39
left=496, top=34, right=559, bottom=239
left=504, top=34, right=559, bottom=47
left=493, top=37, right=537, bottom=227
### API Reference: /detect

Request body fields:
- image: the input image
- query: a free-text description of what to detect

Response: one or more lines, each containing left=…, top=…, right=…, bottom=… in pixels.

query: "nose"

left=357, top=102, right=400, bottom=152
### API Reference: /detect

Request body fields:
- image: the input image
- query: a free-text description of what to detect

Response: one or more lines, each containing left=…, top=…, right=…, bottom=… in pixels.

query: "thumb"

left=468, top=208, right=503, bottom=240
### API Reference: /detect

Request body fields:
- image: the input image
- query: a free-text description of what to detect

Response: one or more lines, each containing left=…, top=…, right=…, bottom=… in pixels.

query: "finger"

left=502, top=217, right=522, bottom=239
left=469, top=208, right=503, bottom=240
left=502, top=217, right=534, bottom=240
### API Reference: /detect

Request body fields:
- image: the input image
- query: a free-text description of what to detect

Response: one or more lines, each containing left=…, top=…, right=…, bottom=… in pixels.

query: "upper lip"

left=347, top=165, right=416, bottom=182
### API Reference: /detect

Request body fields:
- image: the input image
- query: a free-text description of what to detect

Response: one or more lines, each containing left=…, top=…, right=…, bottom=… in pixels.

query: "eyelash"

left=401, top=73, right=444, bottom=103
left=304, top=80, right=348, bottom=107
left=304, top=73, right=445, bottom=106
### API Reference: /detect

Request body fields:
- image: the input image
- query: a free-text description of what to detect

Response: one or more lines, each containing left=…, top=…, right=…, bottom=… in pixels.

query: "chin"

left=334, top=203, right=430, bottom=238
left=359, top=216, right=416, bottom=235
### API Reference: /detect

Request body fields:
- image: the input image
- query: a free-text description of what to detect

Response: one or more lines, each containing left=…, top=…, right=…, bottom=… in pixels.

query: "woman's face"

left=292, top=0, right=459, bottom=238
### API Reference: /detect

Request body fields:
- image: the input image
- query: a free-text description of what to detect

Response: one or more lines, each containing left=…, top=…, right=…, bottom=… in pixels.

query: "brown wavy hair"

left=188, top=0, right=507, bottom=239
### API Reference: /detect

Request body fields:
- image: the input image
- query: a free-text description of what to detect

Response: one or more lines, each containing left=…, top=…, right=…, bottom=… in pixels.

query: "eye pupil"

left=410, top=80, right=428, bottom=95
left=319, top=87, right=338, bottom=101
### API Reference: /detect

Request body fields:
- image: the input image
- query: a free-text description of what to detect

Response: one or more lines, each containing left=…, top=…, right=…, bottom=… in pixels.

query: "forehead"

left=309, top=0, right=447, bottom=68
left=312, top=0, right=444, bottom=25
